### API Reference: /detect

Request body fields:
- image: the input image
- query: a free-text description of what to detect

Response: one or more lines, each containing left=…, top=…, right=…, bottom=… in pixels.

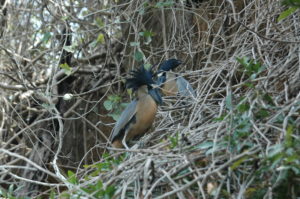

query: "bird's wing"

left=176, top=76, right=196, bottom=98
left=111, top=100, right=138, bottom=142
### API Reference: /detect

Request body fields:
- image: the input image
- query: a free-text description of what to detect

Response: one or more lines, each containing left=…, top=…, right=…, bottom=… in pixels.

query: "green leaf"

left=282, top=0, right=300, bottom=7
left=104, top=185, right=116, bottom=198
left=213, top=115, right=226, bottom=121
left=169, top=132, right=179, bottom=149
left=244, top=82, right=254, bottom=88
left=139, top=31, right=154, bottom=44
left=237, top=103, right=250, bottom=113
left=41, top=32, right=51, bottom=43
left=230, top=156, right=248, bottom=170
left=60, top=63, right=72, bottom=75
left=139, top=31, right=154, bottom=38
left=108, top=113, right=120, bottom=121
left=67, top=170, right=78, bottom=184
left=127, top=88, right=133, bottom=96
left=236, top=56, right=249, bottom=68
left=108, top=95, right=121, bottom=102
left=285, top=154, right=299, bottom=163
left=83, top=164, right=91, bottom=168
left=270, top=153, right=283, bottom=169
left=255, top=108, right=269, bottom=119
left=285, top=125, right=294, bottom=147
left=267, top=144, right=283, bottom=158
left=60, top=192, right=70, bottom=198
left=50, top=190, right=56, bottom=199
left=95, top=180, right=103, bottom=190
left=277, top=6, right=298, bottom=22
left=133, top=50, right=144, bottom=62
left=104, top=100, right=113, bottom=111
left=95, top=17, right=105, bottom=27
left=144, top=63, right=152, bottom=70
left=97, top=33, right=105, bottom=44
left=263, top=94, right=275, bottom=106
left=250, top=62, right=262, bottom=74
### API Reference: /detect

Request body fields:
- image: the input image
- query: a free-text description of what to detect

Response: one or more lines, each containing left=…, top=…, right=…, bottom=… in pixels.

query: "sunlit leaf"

left=285, top=125, right=294, bottom=147
left=60, top=63, right=72, bottom=75
left=97, top=33, right=105, bottom=44
left=67, top=170, right=78, bottom=184
left=277, top=7, right=297, bottom=22
left=237, top=56, right=249, bottom=67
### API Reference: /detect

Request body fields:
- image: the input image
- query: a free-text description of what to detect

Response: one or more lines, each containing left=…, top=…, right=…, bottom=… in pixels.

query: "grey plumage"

left=176, top=76, right=196, bottom=98
left=111, top=100, right=137, bottom=142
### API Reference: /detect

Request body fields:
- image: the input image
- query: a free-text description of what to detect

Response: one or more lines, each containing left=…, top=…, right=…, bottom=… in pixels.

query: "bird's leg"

left=122, top=130, right=130, bottom=149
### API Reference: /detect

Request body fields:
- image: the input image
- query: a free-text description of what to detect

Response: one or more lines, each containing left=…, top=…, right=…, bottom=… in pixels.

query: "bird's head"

left=158, top=58, right=182, bottom=73
left=156, top=58, right=183, bottom=86
left=126, top=65, right=163, bottom=105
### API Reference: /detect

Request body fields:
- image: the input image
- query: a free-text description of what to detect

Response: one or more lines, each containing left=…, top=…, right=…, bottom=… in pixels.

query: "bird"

left=156, top=58, right=196, bottom=98
left=110, top=65, right=163, bottom=148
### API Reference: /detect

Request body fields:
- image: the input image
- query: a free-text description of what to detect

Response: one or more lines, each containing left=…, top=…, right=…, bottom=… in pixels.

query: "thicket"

left=0, top=0, right=300, bottom=198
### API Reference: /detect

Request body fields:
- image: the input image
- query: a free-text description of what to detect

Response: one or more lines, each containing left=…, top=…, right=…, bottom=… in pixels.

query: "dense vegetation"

left=0, top=0, right=299, bottom=198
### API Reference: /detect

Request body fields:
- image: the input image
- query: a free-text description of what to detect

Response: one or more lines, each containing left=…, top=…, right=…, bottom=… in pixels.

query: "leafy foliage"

left=104, top=95, right=129, bottom=121
left=278, top=0, right=300, bottom=21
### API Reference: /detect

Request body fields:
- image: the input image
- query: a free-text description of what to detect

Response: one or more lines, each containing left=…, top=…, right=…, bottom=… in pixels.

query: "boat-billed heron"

left=110, top=66, right=163, bottom=148
left=157, top=59, right=196, bottom=98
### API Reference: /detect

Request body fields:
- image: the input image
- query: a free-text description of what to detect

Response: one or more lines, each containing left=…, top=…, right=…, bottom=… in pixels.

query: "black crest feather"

left=158, top=58, right=182, bottom=72
left=126, top=65, right=154, bottom=90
